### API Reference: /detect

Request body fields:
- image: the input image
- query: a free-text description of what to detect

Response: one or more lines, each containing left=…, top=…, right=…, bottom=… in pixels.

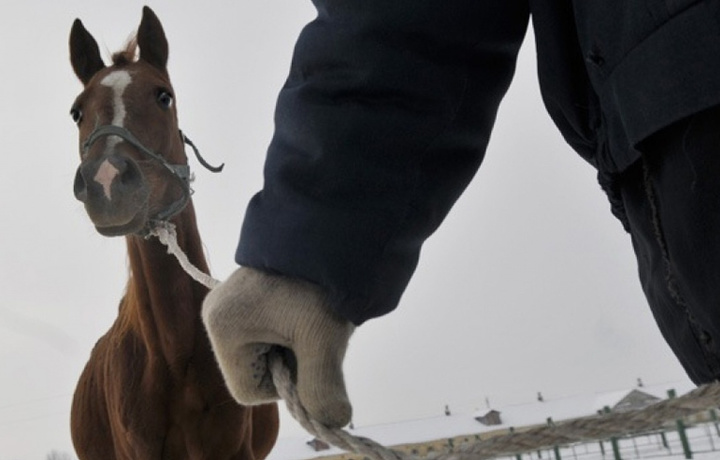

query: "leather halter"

left=82, top=124, right=223, bottom=230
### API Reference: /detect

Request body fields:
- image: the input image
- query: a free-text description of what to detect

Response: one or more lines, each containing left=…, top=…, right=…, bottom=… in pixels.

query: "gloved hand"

left=201, top=266, right=354, bottom=428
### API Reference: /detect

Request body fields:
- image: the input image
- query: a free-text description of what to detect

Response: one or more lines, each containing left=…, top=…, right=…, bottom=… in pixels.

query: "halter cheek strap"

left=181, top=131, right=224, bottom=173
left=82, top=124, right=223, bottom=227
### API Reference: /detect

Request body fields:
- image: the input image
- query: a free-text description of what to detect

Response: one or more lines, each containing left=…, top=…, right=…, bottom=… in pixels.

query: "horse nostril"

left=74, top=167, right=88, bottom=202
left=118, top=158, right=141, bottom=186
left=109, top=155, right=129, bottom=174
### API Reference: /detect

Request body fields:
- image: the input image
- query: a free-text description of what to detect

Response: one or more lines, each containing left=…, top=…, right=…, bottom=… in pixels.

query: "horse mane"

left=111, top=37, right=138, bottom=66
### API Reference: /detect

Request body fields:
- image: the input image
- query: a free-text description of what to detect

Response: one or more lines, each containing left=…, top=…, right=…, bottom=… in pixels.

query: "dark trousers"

left=620, top=105, right=720, bottom=384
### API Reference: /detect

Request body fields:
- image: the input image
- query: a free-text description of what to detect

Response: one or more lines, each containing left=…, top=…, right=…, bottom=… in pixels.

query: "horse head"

left=69, top=7, right=189, bottom=236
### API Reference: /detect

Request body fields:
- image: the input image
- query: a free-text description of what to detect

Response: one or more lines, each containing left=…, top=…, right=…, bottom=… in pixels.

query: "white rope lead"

left=149, top=221, right=220, bottom=289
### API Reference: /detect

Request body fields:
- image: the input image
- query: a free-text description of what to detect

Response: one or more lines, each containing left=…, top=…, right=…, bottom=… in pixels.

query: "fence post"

left=660, top=431, right=669, bottom=450
left=711, top=409, right=720, bottom=437
left=603, top=406, right=622, bottom=460
left=676, top=419, right=692, bottom=459
left=668, top=389, right=692, bottom=459
left=547, top=418, right=561, bottom=460
left=631, top=436, right=639, bottom=458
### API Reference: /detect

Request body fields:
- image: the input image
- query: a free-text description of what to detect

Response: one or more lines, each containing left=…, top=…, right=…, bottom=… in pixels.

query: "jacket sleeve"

left=237, top=0, right=529, bottom=325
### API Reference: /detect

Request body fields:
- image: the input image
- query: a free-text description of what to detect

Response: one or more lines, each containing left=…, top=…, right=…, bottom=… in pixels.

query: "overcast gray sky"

left=0, top=2, right=691, bottom=459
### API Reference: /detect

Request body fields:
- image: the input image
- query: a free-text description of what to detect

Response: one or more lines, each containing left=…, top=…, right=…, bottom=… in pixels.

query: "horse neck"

left=123, top=200, right=210, bottom=366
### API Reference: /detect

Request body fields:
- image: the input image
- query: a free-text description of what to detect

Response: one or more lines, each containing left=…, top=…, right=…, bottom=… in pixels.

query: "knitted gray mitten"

left=202, top=267, right=354, bottom=428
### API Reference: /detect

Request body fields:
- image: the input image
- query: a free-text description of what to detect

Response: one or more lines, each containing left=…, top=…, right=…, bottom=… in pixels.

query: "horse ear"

left=137, top=6, right=168, bottom=73
left=70, top=19, right=105, bottom=85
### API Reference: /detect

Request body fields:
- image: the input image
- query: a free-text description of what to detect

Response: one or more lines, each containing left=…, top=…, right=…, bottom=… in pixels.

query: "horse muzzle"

left=74, top=153, right=150, bottom=236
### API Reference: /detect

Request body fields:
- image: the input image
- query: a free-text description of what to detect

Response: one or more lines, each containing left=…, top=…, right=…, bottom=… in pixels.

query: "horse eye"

left=157, top=90, right=174, bottom=109
left=70, top=107, right=83, bottom=124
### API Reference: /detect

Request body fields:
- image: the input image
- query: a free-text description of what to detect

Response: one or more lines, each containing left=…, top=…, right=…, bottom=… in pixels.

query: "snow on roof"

left=267, top=380, right=696, bottom=460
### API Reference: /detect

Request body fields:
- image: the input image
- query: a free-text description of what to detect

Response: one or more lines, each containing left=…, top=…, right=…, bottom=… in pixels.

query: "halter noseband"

left=82, top=124, right=223, bottom=231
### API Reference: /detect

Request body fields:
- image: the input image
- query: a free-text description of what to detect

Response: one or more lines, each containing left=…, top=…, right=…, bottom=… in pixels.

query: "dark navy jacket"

left=237, top=1, right=720, bottom=325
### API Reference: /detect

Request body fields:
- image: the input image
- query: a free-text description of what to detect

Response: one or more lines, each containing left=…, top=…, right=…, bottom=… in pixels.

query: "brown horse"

left=68, top=7, right=278, bottom=460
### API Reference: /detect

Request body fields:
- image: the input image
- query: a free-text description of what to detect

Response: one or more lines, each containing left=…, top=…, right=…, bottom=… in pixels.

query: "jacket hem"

left=598, top=0, right=720, bottom=171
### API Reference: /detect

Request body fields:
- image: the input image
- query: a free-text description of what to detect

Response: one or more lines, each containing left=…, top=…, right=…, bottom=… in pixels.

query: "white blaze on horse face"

left=94, top=70, right=132, bottom=200
left=100, top=70, right=132, bottom=127
left=94, top=160, right=120, bottom=200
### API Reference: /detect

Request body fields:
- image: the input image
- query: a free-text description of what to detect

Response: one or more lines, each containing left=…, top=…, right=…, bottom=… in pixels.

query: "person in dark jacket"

left=202, top=0, right=720, bottom=428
